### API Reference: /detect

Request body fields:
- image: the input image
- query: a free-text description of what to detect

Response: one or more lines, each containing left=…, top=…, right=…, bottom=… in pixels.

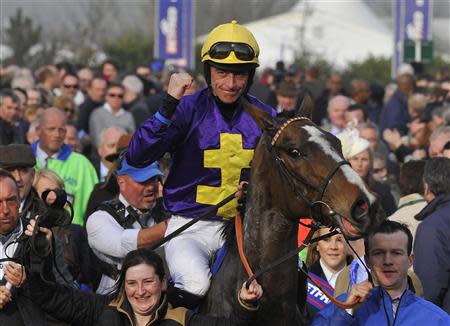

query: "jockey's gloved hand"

left=236, top=182, right=248, bottom=216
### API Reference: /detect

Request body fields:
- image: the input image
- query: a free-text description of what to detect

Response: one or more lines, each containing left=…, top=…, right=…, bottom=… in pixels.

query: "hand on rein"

left=239, top=280, right=263, bottom=305
left=235, top=181, right=248, bottom=215
left=346, top=280, right=373, bottom=306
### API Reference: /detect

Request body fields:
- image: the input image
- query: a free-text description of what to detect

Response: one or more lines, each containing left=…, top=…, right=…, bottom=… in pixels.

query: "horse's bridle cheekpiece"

left=269, top=116, right=350, bottom=227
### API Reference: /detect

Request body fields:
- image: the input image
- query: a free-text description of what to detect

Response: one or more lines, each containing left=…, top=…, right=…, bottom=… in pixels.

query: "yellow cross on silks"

left=196, top=133, right=254, bottom=219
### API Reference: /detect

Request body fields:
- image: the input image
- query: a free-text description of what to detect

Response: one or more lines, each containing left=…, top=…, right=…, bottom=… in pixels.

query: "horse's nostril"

left=352, top=197, right=369, bottom=221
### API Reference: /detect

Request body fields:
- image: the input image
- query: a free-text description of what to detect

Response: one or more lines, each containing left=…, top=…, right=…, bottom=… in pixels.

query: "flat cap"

left=0, top=144, right=36, bottom=168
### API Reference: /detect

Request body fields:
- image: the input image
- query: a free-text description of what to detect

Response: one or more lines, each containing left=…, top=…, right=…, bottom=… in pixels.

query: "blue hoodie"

left=311, top=287, right=450, bottom=325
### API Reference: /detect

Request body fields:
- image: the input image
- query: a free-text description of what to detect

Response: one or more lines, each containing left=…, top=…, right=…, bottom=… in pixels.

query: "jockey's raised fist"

left=167, top=73, right=194, bottom=100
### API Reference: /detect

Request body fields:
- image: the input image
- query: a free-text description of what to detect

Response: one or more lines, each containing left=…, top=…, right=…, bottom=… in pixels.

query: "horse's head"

left=245, top=97, right=385, bottom=239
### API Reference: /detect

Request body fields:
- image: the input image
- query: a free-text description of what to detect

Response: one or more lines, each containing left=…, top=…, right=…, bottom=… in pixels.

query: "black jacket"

left=368, top=179, right=397, bottom=216
left=0, top=118, right=19, bottom=145
left=124, top=98, right=151, bottom=128
left=0, top=282, right=47, bottom=326
left=414, top=194, right=450, bottom=313
left=27, top=272, right=257, bottom=326
left=77, top=97, right=104, bottom=134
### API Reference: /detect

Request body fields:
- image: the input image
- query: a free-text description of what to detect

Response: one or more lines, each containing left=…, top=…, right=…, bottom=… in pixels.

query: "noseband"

left=268, top=116, right=350, bottom=223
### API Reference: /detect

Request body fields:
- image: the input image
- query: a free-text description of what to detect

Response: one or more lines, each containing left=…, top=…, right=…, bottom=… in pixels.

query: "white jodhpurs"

left=164, top=215, right=225, bottom=296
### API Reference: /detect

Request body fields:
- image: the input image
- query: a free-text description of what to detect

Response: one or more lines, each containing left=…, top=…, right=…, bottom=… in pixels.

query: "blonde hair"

left=33, top=168, right=65, bottom=189
left=53, top=95, right=77, bottom=123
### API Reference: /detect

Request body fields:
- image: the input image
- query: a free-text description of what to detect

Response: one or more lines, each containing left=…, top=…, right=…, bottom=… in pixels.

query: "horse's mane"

left=221, top=219, right=237, bottom=250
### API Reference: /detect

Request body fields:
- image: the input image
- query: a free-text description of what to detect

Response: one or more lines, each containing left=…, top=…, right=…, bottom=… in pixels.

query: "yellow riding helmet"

left=201, top=20, right=259, bottom=66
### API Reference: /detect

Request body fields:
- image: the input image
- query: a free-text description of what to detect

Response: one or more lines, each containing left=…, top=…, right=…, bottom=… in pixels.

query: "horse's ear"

left=243, top=98, right=278, bottom=135
left=297, top=93, right=314, bottom=120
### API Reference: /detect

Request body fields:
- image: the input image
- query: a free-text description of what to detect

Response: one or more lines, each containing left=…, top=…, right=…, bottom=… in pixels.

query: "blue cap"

left=115, top=158, right=163, bottom=183
left=150, top=60, right=165, bottom=72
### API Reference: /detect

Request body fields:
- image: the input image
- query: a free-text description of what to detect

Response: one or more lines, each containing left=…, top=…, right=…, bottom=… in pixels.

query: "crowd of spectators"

left=1, top=57, right=450, bottom=324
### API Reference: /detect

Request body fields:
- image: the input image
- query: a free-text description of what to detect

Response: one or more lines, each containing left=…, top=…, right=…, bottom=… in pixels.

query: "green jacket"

left=32, top=142, right=98, bottom=225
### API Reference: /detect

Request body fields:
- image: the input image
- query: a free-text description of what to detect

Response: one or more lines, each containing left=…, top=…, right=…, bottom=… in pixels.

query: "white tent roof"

left=244, top=0, right=393, bottom=69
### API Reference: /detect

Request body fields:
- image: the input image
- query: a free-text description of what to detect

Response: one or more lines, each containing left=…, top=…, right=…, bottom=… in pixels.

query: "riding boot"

left=166, top=286, right=203, bottom=310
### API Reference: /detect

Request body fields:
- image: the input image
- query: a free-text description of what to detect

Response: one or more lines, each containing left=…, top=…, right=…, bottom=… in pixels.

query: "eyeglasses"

left=204, top=42, right=256, bottom=61
left=372, top=167, right=386, bottom=173
left=64, top=107, right=74, bottom=113
left=63, top=84, right=79, bottom=89
left=108, top=93, right=124, bottom=99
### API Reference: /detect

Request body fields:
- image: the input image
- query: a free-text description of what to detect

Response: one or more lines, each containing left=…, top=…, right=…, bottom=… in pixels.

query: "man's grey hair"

left=99, top=126, right=127, bottom=146
left=424, top=157, right=450, bottom=196
left=431, top=104, right=450, bottom=119
left=429, top=125, right=450, bottom=142
left=36, top=107, right=67, bottom=127
left=444, top=109, right=450, bottom=126
left=11, top=75, right=35, bottom=90
left=357, top=121, right=379, bottom=134
left=327, top=95, right=351, bottom=113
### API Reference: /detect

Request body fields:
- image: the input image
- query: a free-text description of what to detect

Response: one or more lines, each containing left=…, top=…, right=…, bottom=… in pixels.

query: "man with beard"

left=126, top=20, right=275, bottom=308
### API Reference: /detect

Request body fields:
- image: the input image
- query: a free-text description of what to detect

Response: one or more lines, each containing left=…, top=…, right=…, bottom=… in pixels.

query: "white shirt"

left=36, top=143, right=60, bottom=167
left=0, top=222, right=23, bottom=280
left=103, top=102, right=126, bottom=117
left=99, top=161, right=109, bottom=182
left=319, top=258, right=345, bottom=289
left=86, top=194, right=156, bottom=293
left=330, top=125, right=343, bottom=136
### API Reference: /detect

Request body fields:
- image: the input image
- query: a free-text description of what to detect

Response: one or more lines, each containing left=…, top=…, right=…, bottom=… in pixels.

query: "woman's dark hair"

left=424, top=157, right=450, bottom=196
left=109, top=248, right=165, bottom=301
left=399, top=160, right=425, bottom=196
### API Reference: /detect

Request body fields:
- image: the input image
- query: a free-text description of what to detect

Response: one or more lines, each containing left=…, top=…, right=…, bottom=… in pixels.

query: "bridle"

left=268, top=116, right=350, bottom=226
left=235, top=114, right=368, bottom=309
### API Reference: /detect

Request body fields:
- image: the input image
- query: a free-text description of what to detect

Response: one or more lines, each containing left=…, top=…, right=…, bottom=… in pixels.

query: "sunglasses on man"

left=64, top=84, right=79, bottom=89
left=204, top=42, right=256, bottom=61
left=108, top=93, right=124, bottom=99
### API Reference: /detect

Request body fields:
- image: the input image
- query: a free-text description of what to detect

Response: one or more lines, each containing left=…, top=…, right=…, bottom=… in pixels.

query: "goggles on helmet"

left=203, top=42, right=256, bottom=62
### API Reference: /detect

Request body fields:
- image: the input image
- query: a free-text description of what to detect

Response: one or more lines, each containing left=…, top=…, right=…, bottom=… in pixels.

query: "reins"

left=234, top=111, right=364, bottom=309
left=235, top=211, right=364, bottom=309
left=154, top=104, right=367, bottom=310
left=150, top=192, right=237, bottom=250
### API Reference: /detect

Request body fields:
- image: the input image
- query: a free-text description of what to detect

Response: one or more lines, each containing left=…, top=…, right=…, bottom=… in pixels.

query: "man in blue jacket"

left=379, top=74, right=414, bottom=137
left=311, top=220, right=450, bottom=325
left=126, top=21, right=275, bottom=308
left=414, top=157, right=450, bottom=313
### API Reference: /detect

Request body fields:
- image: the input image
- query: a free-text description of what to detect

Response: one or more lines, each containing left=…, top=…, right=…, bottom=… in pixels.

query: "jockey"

left=126, top=20, right=275, bottom=308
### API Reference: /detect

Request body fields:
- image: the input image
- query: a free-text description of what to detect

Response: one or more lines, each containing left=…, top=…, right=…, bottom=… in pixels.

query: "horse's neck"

left=243, top=182, right=300, bottom=322
left=244, top=201, right=298, bottom=268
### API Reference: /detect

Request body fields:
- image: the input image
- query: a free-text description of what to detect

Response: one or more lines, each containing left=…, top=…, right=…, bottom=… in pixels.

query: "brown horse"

left=202, top=98, right=385, bottom=325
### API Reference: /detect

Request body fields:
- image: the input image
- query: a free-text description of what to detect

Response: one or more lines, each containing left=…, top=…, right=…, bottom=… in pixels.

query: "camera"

left=37, top=188, right=72, bottom=229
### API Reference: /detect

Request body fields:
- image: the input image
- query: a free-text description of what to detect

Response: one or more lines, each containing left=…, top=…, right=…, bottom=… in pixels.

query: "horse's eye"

left=288, top=148, right=303, bottom=158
